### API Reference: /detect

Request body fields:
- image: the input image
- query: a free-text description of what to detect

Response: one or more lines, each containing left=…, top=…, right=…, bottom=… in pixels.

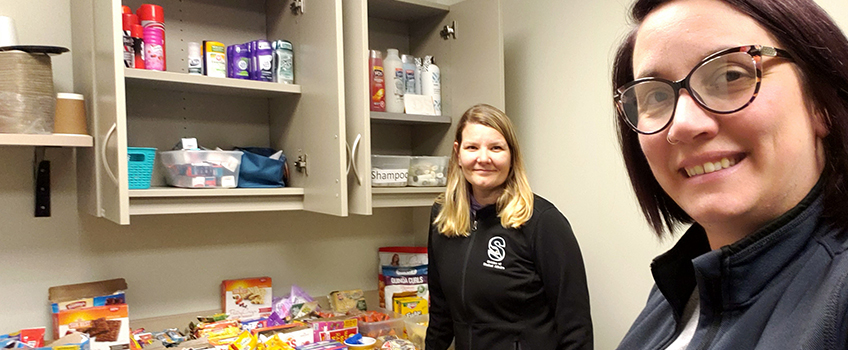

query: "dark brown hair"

left=612, top=0, right=848, bottom=236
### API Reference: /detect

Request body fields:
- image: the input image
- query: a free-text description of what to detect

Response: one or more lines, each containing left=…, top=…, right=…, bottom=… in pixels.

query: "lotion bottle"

left=383, top=49, right=405, bottom=113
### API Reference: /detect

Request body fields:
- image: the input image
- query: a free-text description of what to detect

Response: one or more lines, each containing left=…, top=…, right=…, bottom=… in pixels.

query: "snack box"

left=295, top=340, right=345, bottom=350
left=306, top=316, right=357, bottom=343
left=160, top=150, right=243, bottom=188
left=49, top=279, right=128, bottom=315
left=355, top=309, right=404, bottom=339
left=221, top=277, right=273, bottom=320
left=393, top=296, right=428, bottom=316
left=55, top=305, right=129, bottom=350
left=251, top=324, right=313, bottom=347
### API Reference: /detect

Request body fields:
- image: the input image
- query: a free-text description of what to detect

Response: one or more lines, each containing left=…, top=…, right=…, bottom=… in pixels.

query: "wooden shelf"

left=371, top=111, right=451, bottom=125
left=128, top=187, right=306, bottom=215
left=368, top=0, right=449, bottom=21
left=372, top=186, right=443, bottom=208
left=0, top=133, right=93, bottom=147
left=124, top=68, right=302, bottom=98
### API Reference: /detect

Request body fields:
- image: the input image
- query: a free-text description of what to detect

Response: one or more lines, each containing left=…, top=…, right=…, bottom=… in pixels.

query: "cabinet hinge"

left=295, top=154, right=308, bottom=176
left=441, top=21, right=456, bottom=40
left=290, top=0, right=304, bottom=15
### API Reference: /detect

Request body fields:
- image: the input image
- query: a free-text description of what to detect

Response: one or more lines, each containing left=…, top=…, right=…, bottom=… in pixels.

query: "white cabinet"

left=71, top=0, right=348, bottom=224
left=344, top=0, right=505, bottom=214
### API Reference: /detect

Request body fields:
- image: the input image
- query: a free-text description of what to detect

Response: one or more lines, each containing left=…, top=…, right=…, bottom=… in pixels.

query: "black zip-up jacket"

left=618, top=181, right=848, bottom=349
left=426, top=195, right=593, bottom=350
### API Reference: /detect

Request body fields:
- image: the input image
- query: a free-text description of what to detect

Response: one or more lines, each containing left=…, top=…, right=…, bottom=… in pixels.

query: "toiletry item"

left=187, top=42, right=201, bottom=75
left=272, top=40, right=294, bottom=84
left=383, top=48, right=404, bottom=113
left=249, top=40, right=274, bottom=82
left=401, top=54, right=416, bottom=95
left=414, top=57, right=422, bottom=95
left=137, top=4, right=165, bottom=71
left=202, top=41, right=227, bottom=78
left=422, top=56, right=441, bottom=116
left=131, top=24, right=145, bottom=69
left=369, top=50, right=385, bottom=112
left=121, top=13, right=139, bottom=68
left=227, top=44, right=250, bottom=79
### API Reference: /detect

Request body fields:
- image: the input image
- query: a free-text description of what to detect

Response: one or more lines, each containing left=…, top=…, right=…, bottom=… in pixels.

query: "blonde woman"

left=426, top=104, right=593, bottom=350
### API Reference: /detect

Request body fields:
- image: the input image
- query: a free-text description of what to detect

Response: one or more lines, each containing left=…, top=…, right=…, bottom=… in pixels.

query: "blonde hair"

left=434, top=104, right=534, bottom=237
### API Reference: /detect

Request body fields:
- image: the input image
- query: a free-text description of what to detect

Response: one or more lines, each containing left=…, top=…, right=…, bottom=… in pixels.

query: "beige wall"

left=2, top=0, right=848, bottom=348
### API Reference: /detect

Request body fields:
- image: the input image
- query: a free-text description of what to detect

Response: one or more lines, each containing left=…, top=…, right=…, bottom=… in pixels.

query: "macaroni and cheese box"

left=221, top=277, right=273, bottom=320
left=54, top=305, right=130, bottom=350
left=393, top=296, right=428, bottom=316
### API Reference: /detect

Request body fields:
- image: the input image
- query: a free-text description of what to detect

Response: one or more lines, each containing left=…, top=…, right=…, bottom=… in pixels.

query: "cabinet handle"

left=101, top=123, right=119, bottom=185
left=346, top=133, right=362, bottom=185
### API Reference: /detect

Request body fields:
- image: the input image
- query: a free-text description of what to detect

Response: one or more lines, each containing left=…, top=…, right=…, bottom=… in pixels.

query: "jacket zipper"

left=460, top=215, right=478, bottom=316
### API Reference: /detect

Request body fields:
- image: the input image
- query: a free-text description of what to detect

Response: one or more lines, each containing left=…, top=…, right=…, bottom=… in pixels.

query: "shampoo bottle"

left=369, top=50, right=385, bottom=112
left=422, top=56, right=441, bottom=115
left=383, top=49, right=405, bottom=113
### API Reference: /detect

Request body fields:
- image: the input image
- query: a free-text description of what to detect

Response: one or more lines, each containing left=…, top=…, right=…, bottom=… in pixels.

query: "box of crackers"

left=221, top=277, right=273, bottom=320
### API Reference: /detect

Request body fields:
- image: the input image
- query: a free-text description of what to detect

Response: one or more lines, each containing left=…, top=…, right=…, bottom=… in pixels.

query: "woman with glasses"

left=612, top=0, right=848, bottom=348
left=426, top=104, right=593, bottom=350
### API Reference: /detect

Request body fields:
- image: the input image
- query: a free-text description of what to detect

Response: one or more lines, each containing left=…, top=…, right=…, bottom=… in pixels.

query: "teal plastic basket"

left=127, top=147, right=157, bottom=189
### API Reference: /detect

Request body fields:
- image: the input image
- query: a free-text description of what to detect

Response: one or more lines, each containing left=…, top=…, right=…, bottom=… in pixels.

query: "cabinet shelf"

left=124, top=68, right=302, bottom=98
left=371, top=112, right=451, bottom=125
left=368, top=0, right=449, bottom=21
left=128, top=187, right=306, bottom=215
left=0, top=133, right=93, bottom=147
left=372, top=186, right=443, bottom=208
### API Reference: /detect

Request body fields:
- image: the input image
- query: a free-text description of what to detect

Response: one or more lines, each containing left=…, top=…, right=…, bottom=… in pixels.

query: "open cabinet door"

left=267, top=0, right=349, bottom=217
left=72, top=0, right=130, bottom=224
left=343, top=0, right=373, bottom=216
left=447, top=0, right=505, bottom=112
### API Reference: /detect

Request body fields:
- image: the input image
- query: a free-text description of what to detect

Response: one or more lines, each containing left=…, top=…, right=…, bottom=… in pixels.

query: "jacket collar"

left=651, top=178, right=824, bottom=319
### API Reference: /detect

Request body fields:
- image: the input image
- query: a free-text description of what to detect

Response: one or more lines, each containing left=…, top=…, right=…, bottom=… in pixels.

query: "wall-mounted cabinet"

left=344, top=0, right=505, bottom=215
left=70, top=0, right=502, bottom=225
left=71, top=0, right=348, bottom=225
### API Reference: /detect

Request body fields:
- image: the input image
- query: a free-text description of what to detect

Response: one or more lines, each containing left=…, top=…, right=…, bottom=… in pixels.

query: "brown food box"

left=49, top=279, right=129, bottom=350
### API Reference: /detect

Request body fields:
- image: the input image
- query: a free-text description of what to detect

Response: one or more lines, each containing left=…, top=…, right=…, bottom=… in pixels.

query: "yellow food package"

left=392, top=296, right=428, bottom=316
left=229, top=331, right=257, bottom=350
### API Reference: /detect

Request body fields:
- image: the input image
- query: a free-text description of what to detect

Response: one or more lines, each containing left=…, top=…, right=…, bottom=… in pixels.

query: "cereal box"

left=54, top=305, right=129, bottom=350
left=222, top=277, right=273, bottom=320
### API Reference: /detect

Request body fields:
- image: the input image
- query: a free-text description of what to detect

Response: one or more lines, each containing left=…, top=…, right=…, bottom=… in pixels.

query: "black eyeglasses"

left=614, top=45, right=794, bottom=134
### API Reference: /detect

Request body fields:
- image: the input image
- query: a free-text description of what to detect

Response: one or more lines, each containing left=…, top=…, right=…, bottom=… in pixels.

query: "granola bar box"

left=221, top=277, right=273, bottom=320
left=54, top=304, right=129, bottom=350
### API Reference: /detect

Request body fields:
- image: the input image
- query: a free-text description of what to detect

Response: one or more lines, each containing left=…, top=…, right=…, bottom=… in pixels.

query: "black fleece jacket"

left=426, top=195, right=593, bottom=350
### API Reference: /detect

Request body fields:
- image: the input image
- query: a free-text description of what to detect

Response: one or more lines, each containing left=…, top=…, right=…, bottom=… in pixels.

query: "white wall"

left=500, top=0, right=848, bottom=348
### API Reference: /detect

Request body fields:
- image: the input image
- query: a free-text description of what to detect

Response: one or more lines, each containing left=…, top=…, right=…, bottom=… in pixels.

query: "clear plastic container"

left=404, top=313, right=428, bottom=349
left=407, top=156, right=447, bottom=187
left=357, top=309, right=405, bottom=340
left=371, top=155, right=410, bottom=187
left=159, top=150, right=243, bottom=188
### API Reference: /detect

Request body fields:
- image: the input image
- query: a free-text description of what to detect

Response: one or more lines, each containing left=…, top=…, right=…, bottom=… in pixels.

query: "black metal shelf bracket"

left=34, top=146, right=51, bottom=217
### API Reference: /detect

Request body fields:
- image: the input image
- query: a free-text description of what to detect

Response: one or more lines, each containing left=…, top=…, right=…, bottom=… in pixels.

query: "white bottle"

left=187, top=42, right=202, bottom=75
left=422, top=55, right=441, bottom=115
left=414, top=57, right=423, bottom=94
left=383, top=49, right=405, bottom=113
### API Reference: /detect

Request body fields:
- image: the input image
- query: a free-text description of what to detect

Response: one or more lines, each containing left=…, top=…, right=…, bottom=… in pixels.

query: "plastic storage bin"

left=357, top=309, right=405, bottom=340
left=403, top=313, right=428, bottom=350
left=160, top=150, right=243, bottom=188
left=408, top=156, right=447, bottom=186
left=127, top=147, right=157, bottom=189
left=371, top=155, right=410, bottom=187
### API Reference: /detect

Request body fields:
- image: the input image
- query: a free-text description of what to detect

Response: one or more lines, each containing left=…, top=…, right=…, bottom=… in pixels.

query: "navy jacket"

left=426, top=195, right=593, bottom=350
left=618, top=183, right=848, bottom=349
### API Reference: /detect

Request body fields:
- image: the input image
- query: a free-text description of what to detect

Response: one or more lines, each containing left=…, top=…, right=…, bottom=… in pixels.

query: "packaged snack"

left=222, top=277, right=273, bottom=320
left=55, top=305, right=129, bottom=350
left=392, top=296, right=428, bottom=316
left=306, top=316, right=357, bottom=344
left=379, top=339, right=415, bottom=350
left=377, top=247, right=427, bottom=308
left=295, top=340, right=345, bottom=350
left=327, top=290, right=366, bottom=314
left=380, top=265, right=428, bottom=314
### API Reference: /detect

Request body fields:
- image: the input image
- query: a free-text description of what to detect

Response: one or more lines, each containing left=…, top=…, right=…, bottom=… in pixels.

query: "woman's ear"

left=454, top=142, right=461, bottom=167
left=813, top=108, right=830, bottom=138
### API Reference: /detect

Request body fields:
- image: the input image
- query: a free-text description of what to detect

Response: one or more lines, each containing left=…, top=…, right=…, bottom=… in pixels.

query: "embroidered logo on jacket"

left=483, top=236, right=506, bottom=270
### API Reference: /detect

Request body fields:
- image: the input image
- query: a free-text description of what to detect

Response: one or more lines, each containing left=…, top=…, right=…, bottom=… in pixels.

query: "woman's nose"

left=666, top=90, right=720, bottom=144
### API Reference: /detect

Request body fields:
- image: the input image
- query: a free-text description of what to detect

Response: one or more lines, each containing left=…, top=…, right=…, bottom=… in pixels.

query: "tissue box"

left=160, top=150, right=243, bottom=188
